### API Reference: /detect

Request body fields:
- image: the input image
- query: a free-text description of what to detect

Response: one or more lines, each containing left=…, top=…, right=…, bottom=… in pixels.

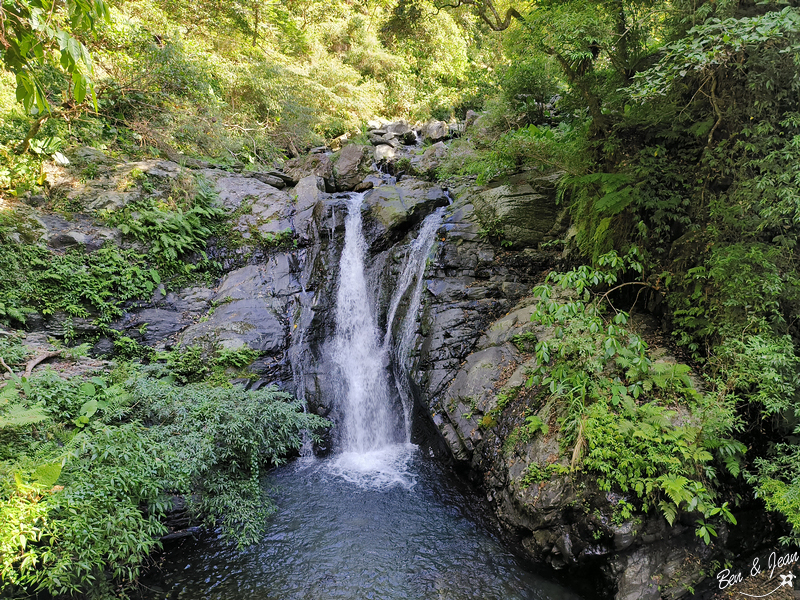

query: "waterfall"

left=383, top=207, right=445, bottom=441
left=332, top=193, right=396, bottom=453
left=326, top=194, right=443, bottom=488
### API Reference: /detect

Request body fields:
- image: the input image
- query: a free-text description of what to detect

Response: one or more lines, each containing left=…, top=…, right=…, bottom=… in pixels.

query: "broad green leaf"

left=73, top=72, right=87, bottom=104
left=80, top=398, right=98, bottom=418
left=33, top=462, right=62, bottom=488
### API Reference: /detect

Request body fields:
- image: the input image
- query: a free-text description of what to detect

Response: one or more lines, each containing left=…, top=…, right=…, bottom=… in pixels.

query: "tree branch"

left=25, top=351, right=62, bottom=378
left=707, top=74, right=722, bottom=149
left=16, top=114, right=51, bottom=154
left=436, top=0, right=525, bottom=31
left=0, top=357, right=13, bottom=375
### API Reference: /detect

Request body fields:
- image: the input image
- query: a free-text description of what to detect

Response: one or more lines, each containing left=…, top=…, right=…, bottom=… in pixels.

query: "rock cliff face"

left=20, top=135, right=771, bottom=600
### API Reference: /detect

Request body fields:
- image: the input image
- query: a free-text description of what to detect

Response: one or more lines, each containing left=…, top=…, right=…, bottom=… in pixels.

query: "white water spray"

left=327, top=195, right=445, bottom=488
left=384, top=207, right=445, bottom=441
left=332, top=193, right=396, bottom=453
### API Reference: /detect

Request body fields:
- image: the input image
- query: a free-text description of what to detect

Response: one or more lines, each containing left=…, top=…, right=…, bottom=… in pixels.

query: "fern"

left=659, top=500, right=679, bottom=526
left=658, top=474, right=693, bottom=507
left=0, top=402, right=48, bottom=428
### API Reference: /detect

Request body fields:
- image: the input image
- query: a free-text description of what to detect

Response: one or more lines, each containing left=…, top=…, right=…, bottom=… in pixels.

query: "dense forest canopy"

left=3, top=0, right=800, bottom=596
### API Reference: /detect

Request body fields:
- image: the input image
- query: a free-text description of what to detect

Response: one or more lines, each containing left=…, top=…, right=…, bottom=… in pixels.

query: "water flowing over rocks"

left=20, top=130, right=776, bottom=600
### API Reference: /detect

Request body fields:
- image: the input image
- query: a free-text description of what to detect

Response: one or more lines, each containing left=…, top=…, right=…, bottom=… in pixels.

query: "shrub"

left=0, top=364, right=329, bottom=596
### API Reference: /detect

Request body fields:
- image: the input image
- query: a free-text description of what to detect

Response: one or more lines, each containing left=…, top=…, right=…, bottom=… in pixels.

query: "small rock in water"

left=354, top=181, right=374, bottom=192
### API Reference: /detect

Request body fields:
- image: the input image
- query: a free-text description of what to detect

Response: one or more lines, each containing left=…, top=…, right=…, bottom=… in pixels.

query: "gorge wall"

left=18, top=125, right=777, bottom=600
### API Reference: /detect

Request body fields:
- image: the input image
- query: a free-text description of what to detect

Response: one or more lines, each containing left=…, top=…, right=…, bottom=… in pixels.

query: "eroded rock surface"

left=15, top=132, right=767, bottom=600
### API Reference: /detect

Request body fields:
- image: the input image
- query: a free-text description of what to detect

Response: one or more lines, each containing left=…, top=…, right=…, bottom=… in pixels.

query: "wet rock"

left=247, top=172, right=287, bottom=189
left=29, top=312, right=101, bottom=339
left=362, top=178, right=449, bottom=242
left=291, top=176, right=329, bottom=245
left=439, top=344, right=520, bottom=456
left=24, top=194, right=47, bottom=208
left=293, top=175, right=326, bottom=207
left=400, top=130, right=417, bottom=145
left=421, top=120, right=449, bottom=143
left=211, top=175, right=299, bottom=244
left=379, top=136, right=402, bottom=149
left=375, top=145, right=397, bottom=163
left=180, top=263, right=296, bottom=354
left=615, top=548, right=663, bottom=600
left=181, top=299, right=285, bottom=353
left=211, top=175, right=287, bottom=212
left=92, top=337, right=114, bottom=357
left=49, top=231, right=89, bottom=250
left=86, top=190, right=140, bottom=211
left=354, top=181, right=374, bottom=192
left=154, top=286, right=213, bottom=315
left=71, top=146, right=110, bottom=164
left=465, top=110, right=480, bottom=130
left=266, top=170, right=297, bottom=186
left=476, top=298, right=541, bottom=350
left=145, top=160, right=181, bottom=179
left=124, top=308, right=188, bottom=346
left=385, top=121, right=412, bottom=135
left=33, top=213, right=121, bottom=251
left=410, top=141, right=447, bottom=177
left=472, top=171, right=566, bottom=248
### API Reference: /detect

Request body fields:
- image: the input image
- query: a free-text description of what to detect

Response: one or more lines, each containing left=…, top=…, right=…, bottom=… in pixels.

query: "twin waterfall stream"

left=140, top=195, right=579, bottom=600
left=330, top=194, right=445, bottom=486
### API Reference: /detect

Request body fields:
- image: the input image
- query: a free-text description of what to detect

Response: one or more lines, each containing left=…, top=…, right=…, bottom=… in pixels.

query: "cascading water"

left=332, top=192, right=397, bottom=453
left=383, top=207, right=445, bottom=442
left=138, top=191, right=582, bottom=600
left=327, top=194, right=446, bottom=487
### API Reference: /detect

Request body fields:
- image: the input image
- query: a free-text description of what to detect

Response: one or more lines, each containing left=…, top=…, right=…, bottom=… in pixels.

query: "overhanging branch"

left=435, top=0, right=525, bottom=31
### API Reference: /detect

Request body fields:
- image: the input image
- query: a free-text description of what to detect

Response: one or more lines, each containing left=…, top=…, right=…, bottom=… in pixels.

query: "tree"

left=435, top=0, right=667, bottom=133
left=0, top=0, right=110, bottom=151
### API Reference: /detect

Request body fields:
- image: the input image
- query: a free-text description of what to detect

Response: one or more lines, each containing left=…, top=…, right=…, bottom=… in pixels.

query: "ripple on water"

left=139, top=446, right=583, bottom=600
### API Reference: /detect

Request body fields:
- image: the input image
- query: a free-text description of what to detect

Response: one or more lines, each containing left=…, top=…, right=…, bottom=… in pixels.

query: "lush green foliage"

left=101, top=173, right=225, bottom=276
left=438, top=120, right=588, bottom=183
left=0, top=0, right=495, bottom=196
left=0, top=0, right=110, bottom=114
left=0, top=168, right=234, bottom=337
left=0, top=337, right=329, bottom=597
left=160, top=344, right=262, bottom=386
left=0, top=227, right=160, bottom=332
left=438, top=0, right=800, bottom=547
left=2, top=0, right=800, bottom=572
left=522, top=253, right=742, bottom=542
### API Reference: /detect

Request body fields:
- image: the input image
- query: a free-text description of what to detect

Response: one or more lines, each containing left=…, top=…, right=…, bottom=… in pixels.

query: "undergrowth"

left=515, top=251, right=743, bottom=544
left=0, top=334, right=329, bottom=597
